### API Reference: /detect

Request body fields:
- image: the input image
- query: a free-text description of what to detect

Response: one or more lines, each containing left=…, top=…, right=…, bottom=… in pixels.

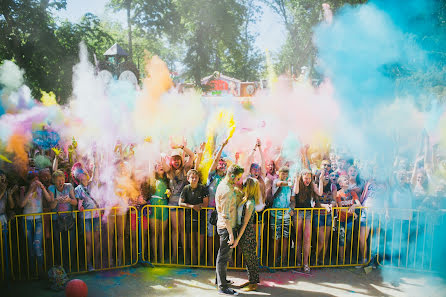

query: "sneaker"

left=274, top=257, right=282, bottom=268
left=215, top=278, right=234, bottom=285
left=218, top=288, right=239, bottom=296
left=368, top=255, right=378, bottom=269
left=87, top=264, right=94, bottom=272
left=241, top=284, right=257, bottom=292
left=355, top=258, right=368, bottom=268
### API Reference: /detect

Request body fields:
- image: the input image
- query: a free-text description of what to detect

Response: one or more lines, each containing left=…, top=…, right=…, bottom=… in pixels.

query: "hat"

left=170, top=149, right=182, bottom=158
left=71, top=162, right=86, bottom=185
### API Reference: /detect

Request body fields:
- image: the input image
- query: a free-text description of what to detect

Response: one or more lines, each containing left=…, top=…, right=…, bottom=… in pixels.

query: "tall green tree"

left=107, top=0, right=183, bottom=72
left=0, top=1, right=116, bottom=103
left=0, top=0, right=68, bottom=99
left=263, top=0, right=367, bottom=76
left=108, top=0, right=263, bottom=85
left=108, top=0, right=134, bottom=58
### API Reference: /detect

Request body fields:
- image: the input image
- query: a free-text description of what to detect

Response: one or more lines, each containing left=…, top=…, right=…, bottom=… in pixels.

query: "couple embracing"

left=215, top=164, right=261, bottom=296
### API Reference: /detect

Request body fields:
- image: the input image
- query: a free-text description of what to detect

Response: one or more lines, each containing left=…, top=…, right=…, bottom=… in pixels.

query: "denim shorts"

left=313, top=213, right=333, bottom=227
left=269, top=216, right=290, bottom=239
left=296, top=209, right=312, bottom=220
left=338, top=219, right=354, bottom=247
left=82, top=217, right=100, bottom=232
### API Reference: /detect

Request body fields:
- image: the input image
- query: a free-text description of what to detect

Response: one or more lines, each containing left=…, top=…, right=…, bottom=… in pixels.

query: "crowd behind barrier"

left=0, top=205, right=443, bottom=281
left=1, top=136, right=446, bottom=283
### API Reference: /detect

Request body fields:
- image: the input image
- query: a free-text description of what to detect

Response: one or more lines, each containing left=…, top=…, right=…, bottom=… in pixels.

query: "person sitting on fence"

left=73, top=166, right=100, bottom=271
left=179, top=169, right=209, bottom=265
left=293, top=168, right=326, bottom=273
left=270, top=166, right=294, bottom=268
left=206, top=139, right=229, bottom=265
left=336, top=175, right=361, bottom=264
left=19, top=169, right=52, bottom=276
left=49, top=170, right=77, bottom=272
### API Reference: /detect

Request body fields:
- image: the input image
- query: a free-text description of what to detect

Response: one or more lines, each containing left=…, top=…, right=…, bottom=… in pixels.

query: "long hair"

left=243, top=177, right=261, bottom=206
left=154, top=164, right=169, bottom=184
left=348, top=165, right=363, bottom=186
left=323, top=178, right=333, bottom=194
left=297, top=169, right=318, bottom=202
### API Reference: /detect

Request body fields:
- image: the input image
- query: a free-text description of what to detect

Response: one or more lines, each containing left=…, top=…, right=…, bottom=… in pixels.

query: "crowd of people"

left=0, top=132, right=445, bottom=294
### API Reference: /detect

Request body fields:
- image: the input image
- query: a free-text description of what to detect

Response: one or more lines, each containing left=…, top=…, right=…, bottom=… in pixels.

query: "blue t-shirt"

left=271, top=179, right=292, bottom=219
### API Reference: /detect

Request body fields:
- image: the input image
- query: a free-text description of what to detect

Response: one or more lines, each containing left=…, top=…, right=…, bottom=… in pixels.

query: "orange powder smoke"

left=6, top=133, right=29, bottom=175
left=133, top=53, right=174, bottom=141
left=135, top=53, right=173, bottom=126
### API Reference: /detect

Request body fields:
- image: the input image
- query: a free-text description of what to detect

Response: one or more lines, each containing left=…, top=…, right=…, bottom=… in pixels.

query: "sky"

left=53, top=0, right=286, bottom=53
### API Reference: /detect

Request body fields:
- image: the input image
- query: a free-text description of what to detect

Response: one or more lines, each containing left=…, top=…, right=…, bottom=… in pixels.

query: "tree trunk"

left=127, top=0, right=133, bottom=59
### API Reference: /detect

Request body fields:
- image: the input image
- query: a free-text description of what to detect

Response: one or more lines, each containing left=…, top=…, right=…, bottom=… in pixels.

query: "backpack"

left=209, top=210, right=218, bottom=226
left=48, top=266, right=69, bottom=291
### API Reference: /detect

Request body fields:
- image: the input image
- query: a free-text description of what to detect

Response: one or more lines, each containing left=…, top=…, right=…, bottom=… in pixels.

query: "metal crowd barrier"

left=375, top=208, right=444, bottom=272
left=1, top=206, right=445, bottom=281
left=7, top=207, right=137, bottom=280
left=1, top=222, right=5, bottom=281
left=139, top=205, right=259, bottom=270
left=260, top=207, right=375, bottom=269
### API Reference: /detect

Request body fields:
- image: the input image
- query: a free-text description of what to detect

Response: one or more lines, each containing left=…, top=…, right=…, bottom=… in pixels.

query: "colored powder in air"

left=0, top=60, right=24, bottom=93
left=6, top=133, right=29, bottom=175
left=34, top=155, right=52, bottom=169
left=40, top=91, right=57, bottom=106
left=199, top=109, right=236, bottom=182
left=0, top=154, right=12, bottom=163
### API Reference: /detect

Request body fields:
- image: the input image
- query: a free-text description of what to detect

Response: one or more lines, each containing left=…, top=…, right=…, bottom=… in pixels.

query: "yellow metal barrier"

left=140, top=205, right=258, bottom=270
left=260, top=207, right=372, bottom=269
left=3, top=205, right=444, bottom=279
left=7, top=206, right=138, bottom=280
left=1, top=222, right=4, bottom=281
left=375, top=208, right=444, bottom=272
left=139, top=205, right=373, bottom=270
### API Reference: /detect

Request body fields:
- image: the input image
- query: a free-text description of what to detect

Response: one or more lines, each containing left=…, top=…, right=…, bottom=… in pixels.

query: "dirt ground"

left=3, top=265, right=445, bottom=297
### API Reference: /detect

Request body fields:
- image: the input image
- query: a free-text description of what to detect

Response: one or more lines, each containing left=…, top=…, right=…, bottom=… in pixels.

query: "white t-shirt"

left=23, top=188, right=43, bottom=220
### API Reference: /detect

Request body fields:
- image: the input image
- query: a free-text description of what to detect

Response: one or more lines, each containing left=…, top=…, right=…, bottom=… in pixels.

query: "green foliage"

left=0, top=1, right=116, bottom=103
left=263, top=0, right=367, bottom=76
left=110, top=0, right=263, bottom=85
left=1, top=0, right=68, bottom=100
left=101, top=17, right=181, bottom=72
left=179, top=0, right=263, bottom=84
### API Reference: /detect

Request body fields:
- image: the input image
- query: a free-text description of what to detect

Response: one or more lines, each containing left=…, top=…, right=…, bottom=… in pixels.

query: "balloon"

left=65, top=279, right=88, bottom=297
